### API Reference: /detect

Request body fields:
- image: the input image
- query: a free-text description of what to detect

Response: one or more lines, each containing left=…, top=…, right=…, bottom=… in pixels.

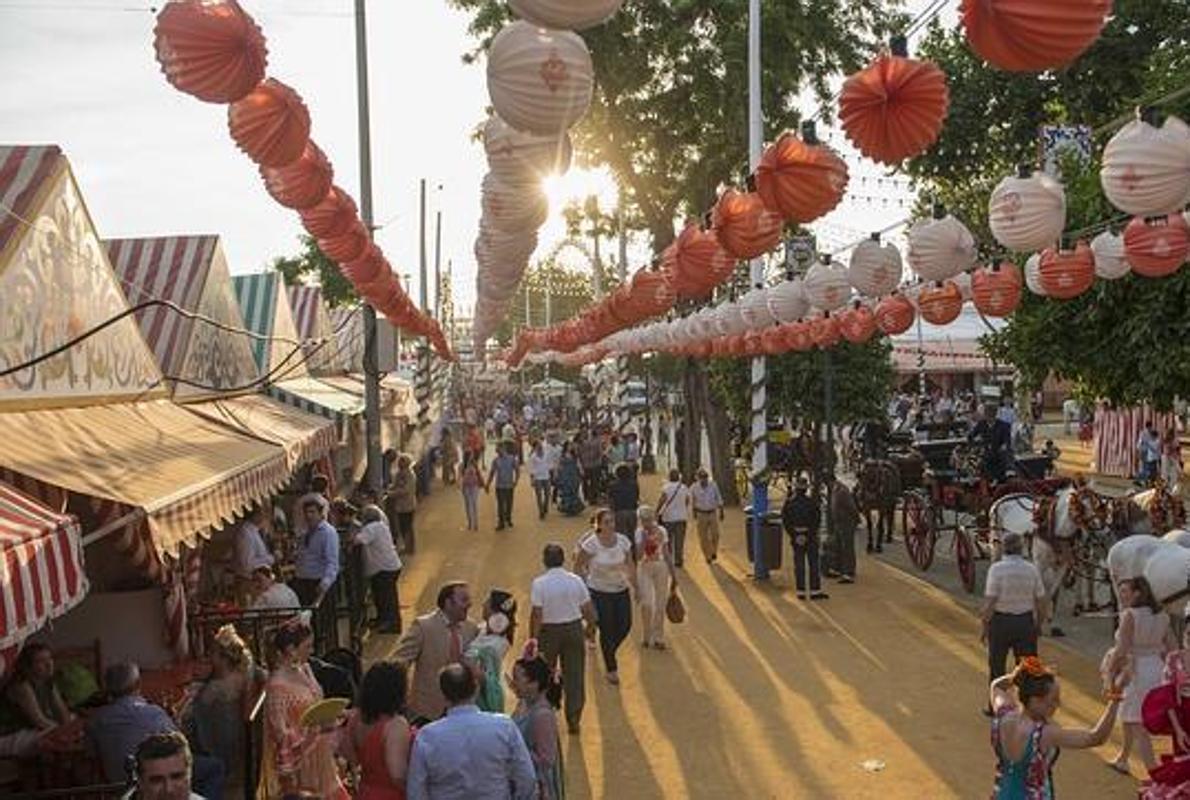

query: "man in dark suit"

left=781, top=475, right=827, bottom=601
left=969, top=404, right=1012, bottom=481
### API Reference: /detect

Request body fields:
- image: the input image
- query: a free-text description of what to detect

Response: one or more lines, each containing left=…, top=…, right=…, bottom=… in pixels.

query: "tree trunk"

left=681, top=357, right=738, bottom=505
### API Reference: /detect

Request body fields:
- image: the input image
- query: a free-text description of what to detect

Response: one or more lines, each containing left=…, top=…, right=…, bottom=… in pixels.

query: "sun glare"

left=541, top=166, right=620, bottom=215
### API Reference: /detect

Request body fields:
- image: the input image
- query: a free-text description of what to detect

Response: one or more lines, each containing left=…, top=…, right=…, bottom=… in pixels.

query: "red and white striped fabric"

left=0, top=482, right=88, bottom=653
left=105, top=236, right=218, bottom=378
left=1093, top=405, right=1180, bottom=478
left=0, top=145, right=62, bottom=256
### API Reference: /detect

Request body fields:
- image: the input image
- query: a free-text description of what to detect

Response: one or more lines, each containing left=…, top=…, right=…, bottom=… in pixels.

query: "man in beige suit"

left=393, top=581, right=479, bottom=723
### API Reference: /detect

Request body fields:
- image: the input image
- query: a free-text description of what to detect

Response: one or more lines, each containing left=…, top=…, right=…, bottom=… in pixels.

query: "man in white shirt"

left=656, top=469, right=691, bottom=567
left=292, top=474, right=331, bottom=539
left=353, top=504, right=404, bottom=633
left=528, top=441, right=553, bottom=519
left=689, top=468, right=725, bottom=563
left=248, top=566, right=301, bottom=610
left=233, top=505, right=274, bottom=580
left=530, top=544, right=596, bottom=735
left=980, top=532, right=1047, bottom=710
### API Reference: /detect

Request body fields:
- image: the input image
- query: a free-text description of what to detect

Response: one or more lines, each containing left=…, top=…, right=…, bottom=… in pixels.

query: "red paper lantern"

left=690, top=340, right=714, bottom=359
left=711, top=189, right=783, bottom=260
left=918, top=281, right=964, bottom=325
left=961, top=0, right=1112, bottom=73
left=839, top=45, right=949, bottom=165
left=228, top=78, right=311, bottom=167
left=318, top=221, right=370, bottom=264
left=779, top=322, right=808, bottom=352
left=627, top=270, right=677, bottom=318
left=725, top=334, right=748, bottom=357
left=359, top=269, right=401, bottom=309
left=300, top=187, right=359, bottom=239
left=756, top=130, right=849, bottom=223
left=839, top=304, right=878, bottom=344
left=972, top=262, right=1023, bottom=317
left=875, top=293, right=916, bottom=335
left=1039, top=242, right=1095, bottom=299
left=742, top=331, right=765, bottom=357
left=760, top=326, right=788, bottom=355
left=671, top=223, right=738, bottom=298
left=1124, top=214, right=1190, bottom=278
left=342, top=243, right=384, bottom=285
left=811, top=315, right=842, bottom=349
left=261, top=141, right=332, bottom=210
left=153, top=0, right=267, bottom=104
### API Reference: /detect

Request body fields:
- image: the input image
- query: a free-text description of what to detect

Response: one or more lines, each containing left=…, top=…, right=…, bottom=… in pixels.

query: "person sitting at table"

left=184, top=626, right=264, bottom=797
left=249, top=566, right=301, bottom=611
left=4, top=643, right=73, bottom=731
left=85, top=662, right=224, bottom=799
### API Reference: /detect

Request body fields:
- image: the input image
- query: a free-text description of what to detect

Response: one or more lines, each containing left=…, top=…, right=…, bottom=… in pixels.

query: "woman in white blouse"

left=573, top=508, right=636, bottom=685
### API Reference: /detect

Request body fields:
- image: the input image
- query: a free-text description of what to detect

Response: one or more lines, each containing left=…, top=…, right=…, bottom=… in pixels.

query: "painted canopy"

left=0, top=145, right=163, bottom=409
left=106, top=235, right=261, bottom=399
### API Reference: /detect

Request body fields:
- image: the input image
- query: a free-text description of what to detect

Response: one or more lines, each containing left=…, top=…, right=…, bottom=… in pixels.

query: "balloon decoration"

left=848, top=234, right=903, bottom=297
left=803, top=257, right=851, bottom=311
left=988, top=169, right=1066, bottom=252
left=1123, top=214, right=1190, bottom=278
left=712, top=189, right=783, bottom=260
left=486, top=21, right=594, bottom=137
left=1101, top=114, right=1190, bottom=217
left=227, top=78, right=310, bottom=167
left=875, top=293, right=916, bottom=335
left=1090, top=230, right=1130, bottom=280
left=907, top=213, right=978, bottom=282
left=918, top=281, right=964, bottom=325
left=1038, top=241, right=1095, bottom=299
left=508, top=0, right=625, bottom=30
left=755, top=127, right=849, bottom=223
left=960, top=0, right=1112, bottom=73
left=971, top=262, right=1023, bottom=317
left=153, top=0, right=267, bottom=104
left=838, top=39, right=949, bottom=165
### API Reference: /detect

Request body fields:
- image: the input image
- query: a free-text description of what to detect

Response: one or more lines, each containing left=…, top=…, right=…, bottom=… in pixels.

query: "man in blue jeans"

left=486, top=441, right=521, bottom=530
left=1137, top=421, right=1161, bottom=485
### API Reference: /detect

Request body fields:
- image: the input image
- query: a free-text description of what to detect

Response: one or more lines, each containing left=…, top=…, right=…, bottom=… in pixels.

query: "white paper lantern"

left=803, top=259, right=851, bottom=311
left=1090, top=230, right=1130, bottom=280
left=1023, top=253, right=1046, bottom=296
left=483, top=114, right=572, bottom=184
left=714, top=302, right=748, bottom=336
left=481, top=172, right=549, bottom=233
left=738, top=288, right=775, bottom=329
left=1101, top=115, right=1190, bottom=216
left=907, top=215, right=978, bottom=282
left=765, top=277, right=809, bottom=322
left=847, top=237, right=903, bottom=297
left=487, top=21, right=594, bottom=137
left=988, top=171, right=1066, bottom=252
left=952, top=271, right=973, bottom=302
left=508, top=0, right=624, bottom=30
left=693, top=307, right=720, bottom=338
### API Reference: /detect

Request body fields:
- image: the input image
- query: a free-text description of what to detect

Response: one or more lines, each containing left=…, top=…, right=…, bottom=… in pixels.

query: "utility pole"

left=747, top=0, right=769, bottom=581
left=416, top=180, right=431, bottom=442
left=433, top=208, right=442, bottom=320
left=354, top=0, right=383, bottom=493
left=615, top=208, right=629, bottom=432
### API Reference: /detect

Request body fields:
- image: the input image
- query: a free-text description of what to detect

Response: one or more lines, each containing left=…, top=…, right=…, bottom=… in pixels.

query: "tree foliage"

left=906, top=1, right=1190, bottom=410
left=272, top=235, right=359, bottom=308
left=493, top=261, right=601, bottom=344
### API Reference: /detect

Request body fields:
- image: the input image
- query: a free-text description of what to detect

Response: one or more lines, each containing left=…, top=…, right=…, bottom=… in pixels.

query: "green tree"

left=495, top=261, right=599, bottom=344
left=272, top=235, right=359, bottom=307
left=450, top=0, right=900, bottom=498
left=906, top=1, right=1190, bottom=409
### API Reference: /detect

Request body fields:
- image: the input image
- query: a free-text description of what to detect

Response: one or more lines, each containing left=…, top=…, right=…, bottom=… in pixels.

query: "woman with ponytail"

left=511, top=640, right=565, bottom=800
left=989, top=656, right=1129, bottom=798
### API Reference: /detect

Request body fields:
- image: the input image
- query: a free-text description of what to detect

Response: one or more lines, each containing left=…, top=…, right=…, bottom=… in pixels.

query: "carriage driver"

left=969, top=404, right=1013, bottom=482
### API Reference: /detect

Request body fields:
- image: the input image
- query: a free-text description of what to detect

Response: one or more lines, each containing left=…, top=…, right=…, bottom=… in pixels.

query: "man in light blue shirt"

left=407, top=664, right=536, bottom=800
left=291, top=498, right=340, bottom=607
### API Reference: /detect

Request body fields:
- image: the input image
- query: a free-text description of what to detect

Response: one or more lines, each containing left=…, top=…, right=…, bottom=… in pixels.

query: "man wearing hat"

left=781, top=475, right=827, bottom=600
left=980, top=531, right=1047, bottom=712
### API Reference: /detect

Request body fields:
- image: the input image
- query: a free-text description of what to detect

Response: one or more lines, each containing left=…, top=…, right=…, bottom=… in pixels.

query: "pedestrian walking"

left=352, top=505, right=403, bottom=634
left=823, top=473, right=858, bottom=584
left=656, top=469, right=690, bottom=568
left=389, top=454, right=418, bottom=554
left=1138, top=420, right=1162, bottom=485
left=464, top=590, right=517, bottom=714
left=530, top=543, right=596, bottom=734
left=634, top=506, right=676, bottom=650
left=511, top=643, right=565, bottom=800
left=573, top=509, right=636, bottom=686
left=486, top=441, right=520, bottom=531
left=555, top=442, right=585, bottom=516
left=340, top=661, right=412, bottom=800
left=578, top=429, right=605, bottom=504
left=689, top=468, right=724, bottom=564
left=607, top=464, right=640, bottom=540
left=781, top=476, right=827, bottom=601
left=406, top=665, right=536, bottom=800
left=980, top=532, right=1045, bottom=714
left=460, top=452, right=483, bottom=532
left=529, top=441, right=552, bottom=520
left=1102, top=576, right=1174, bottom=773
left=393, top=582, right=479, bottom=724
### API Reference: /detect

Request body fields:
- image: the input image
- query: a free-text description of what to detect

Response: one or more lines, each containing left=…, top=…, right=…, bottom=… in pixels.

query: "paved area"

left=364, top=469, right=1139, bottom=798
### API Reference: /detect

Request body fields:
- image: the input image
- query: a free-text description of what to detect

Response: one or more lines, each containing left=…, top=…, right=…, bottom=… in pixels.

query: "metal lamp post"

left=747, top=0, right=769, bottom=581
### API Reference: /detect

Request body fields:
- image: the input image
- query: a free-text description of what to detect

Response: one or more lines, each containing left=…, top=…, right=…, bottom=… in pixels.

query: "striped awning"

left=0, top=400, right=290, bottom=560
left=186, top=393, right=338, bottom=472
left=0, top=145, right=61, bottom=258
left=0, top=482, right=88, bottom=650
left=268, top=376, right=364, bottom=428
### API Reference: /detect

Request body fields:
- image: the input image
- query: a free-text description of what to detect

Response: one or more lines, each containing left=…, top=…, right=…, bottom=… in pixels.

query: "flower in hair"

left=1018, top=656, right=1053, bottom=678
left=521, top=638, right=540, bottom=662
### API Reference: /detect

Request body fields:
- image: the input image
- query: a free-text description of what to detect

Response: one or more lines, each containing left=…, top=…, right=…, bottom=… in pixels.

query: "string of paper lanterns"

left=151, top=0, right=451, bottom=358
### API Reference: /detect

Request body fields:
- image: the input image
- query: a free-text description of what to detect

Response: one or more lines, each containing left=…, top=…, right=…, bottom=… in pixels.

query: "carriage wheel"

left=955, top=529, right=976, bottom=594
left=902, top=491, right=936, bottom=571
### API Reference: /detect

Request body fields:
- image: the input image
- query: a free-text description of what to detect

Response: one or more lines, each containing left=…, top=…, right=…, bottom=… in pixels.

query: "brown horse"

left=856, top=459, right=902, bottom=553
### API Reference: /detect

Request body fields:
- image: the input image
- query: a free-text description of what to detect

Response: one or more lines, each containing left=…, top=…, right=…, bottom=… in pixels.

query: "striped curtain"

left=1093, top=405, right=1180, bottom=477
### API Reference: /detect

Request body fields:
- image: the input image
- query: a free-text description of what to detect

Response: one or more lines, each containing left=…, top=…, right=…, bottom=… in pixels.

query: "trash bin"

left=743, top=506, right=784, bottom=571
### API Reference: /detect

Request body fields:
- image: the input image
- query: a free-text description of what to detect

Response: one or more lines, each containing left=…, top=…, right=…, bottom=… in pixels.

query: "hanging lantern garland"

left=712, top=188, right=784, bottom=260
left=153, top=0, right=267, bottom=104
left=755, top=123, right=849, bottom=224
left=485, top=21, right=595, bottom=138
left=988, top=168, right=1066, bottom=252
left=1038, top=241, right=1095, bottom=300
left=508, top=0, right=625, bottom=30
left=1124, top=214, right=1190, bottom=278
left=960, top=0, right=1113, bottom=73
left=971, top=262, right=1023, bottom=318
left=1101, top=113, right=1190, bottom=217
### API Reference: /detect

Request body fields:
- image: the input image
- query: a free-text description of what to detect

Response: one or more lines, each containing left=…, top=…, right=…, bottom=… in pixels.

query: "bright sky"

left=0, top=0, right=954, bottom=318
